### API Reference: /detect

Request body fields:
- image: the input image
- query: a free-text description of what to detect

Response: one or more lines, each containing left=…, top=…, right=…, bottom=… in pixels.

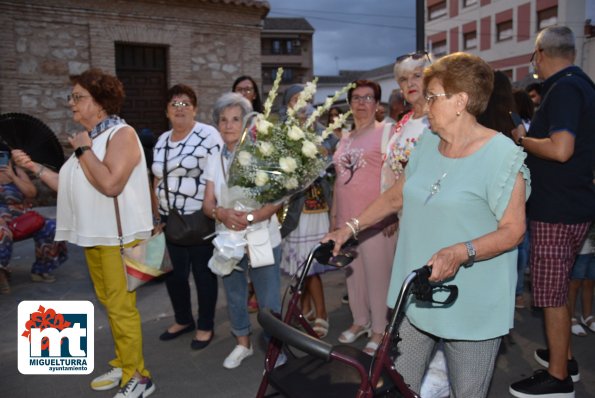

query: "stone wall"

left=0, top=0, right=267, bottom=204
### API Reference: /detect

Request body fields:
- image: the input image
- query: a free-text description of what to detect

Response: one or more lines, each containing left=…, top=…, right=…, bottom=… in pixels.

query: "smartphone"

left=0, top=151, right=10, bottom=167
left=509, top=112, right=523, bottom=128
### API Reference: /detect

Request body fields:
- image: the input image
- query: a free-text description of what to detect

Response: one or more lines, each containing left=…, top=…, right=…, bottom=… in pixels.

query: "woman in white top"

left=382, top=51, right=433, bottom=193
left=13, top=68, right=155, bottom=398
left=202, top=93, right=283, bottom=370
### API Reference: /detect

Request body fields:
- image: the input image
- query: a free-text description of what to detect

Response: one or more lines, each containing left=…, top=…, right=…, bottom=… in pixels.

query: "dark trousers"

left=165, top=241, right=217, bottom=331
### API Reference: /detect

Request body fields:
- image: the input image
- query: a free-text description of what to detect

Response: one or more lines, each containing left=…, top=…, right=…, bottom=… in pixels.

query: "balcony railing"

left=261, top=48, right=303, bottom=56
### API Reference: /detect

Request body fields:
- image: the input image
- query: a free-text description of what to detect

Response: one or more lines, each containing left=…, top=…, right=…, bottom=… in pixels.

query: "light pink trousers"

left=345, top=228, right=397, bottom=334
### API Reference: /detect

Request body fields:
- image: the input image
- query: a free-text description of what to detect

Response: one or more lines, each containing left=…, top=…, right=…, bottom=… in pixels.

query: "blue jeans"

left=516, top=224, right=531, bottom=296
left=222, top=245, right=281, bottom=337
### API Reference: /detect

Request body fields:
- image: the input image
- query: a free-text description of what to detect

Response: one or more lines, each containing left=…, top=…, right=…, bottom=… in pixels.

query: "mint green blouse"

left=387, top=131, right=531, bottom=340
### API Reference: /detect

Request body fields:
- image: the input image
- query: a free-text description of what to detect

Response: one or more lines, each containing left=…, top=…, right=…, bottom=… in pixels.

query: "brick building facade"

left=0, top=0, right=269, bottom=146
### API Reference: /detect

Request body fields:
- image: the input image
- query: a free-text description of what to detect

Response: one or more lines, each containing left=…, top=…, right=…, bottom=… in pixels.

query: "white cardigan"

left=55, top=124, right=152, bottom=247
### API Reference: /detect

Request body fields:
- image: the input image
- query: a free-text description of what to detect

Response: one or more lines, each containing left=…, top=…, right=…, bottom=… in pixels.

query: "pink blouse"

left=333, top=123, right=385, bottom=229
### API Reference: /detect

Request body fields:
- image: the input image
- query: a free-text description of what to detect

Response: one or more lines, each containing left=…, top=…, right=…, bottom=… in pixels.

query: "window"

left=286, top=40, right=293, bottom=54
left=537, top=7, right=557, bottom=31
left=431, top=40, right=447, bottom=57
left=497, top=20, right=513, bottom=42
left=463, top=31, right=477, bottom=49
left=269, top=68, right=294, bottom=83
left=272, top=40, right=281, bottom=54
left=463, top=0, right=478, bottom=7
left=428, top=1, right=447, bottom=21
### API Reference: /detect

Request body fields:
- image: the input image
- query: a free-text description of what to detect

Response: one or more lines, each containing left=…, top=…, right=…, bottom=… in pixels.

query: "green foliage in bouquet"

left=227, top=67, right=353, bottom=205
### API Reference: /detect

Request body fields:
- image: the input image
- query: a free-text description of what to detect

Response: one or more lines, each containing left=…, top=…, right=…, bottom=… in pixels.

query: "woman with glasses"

left=12, top=68, right=155, bottom=397
left=152, top=84, right=222, bottom=351
left=232, top=75, right=263, bottom=113
left=331, top=79, right=396, bottom=355
left=387, top=51, right=450, bottom=397
left=325, top=53, right=530, bottom=397
left=202, top=93, right=283, bottom=369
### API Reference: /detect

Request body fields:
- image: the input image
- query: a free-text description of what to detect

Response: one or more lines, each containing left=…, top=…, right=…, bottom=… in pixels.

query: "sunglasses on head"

left=396, top=51, right=431, bottom=64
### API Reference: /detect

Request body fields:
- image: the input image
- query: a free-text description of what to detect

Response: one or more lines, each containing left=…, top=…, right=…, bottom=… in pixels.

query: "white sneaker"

left=223, top=344, right=253, bottom=369
left=113, top=376, right=155, bottom=398
left=90, top=367, right=123, bottom=391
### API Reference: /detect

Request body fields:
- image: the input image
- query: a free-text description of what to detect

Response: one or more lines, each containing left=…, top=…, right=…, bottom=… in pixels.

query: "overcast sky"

left=267, top=0, right=417, bottom=76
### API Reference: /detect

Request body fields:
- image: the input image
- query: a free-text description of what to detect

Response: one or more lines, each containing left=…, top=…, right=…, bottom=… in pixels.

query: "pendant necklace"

left=424, top=171, right=448, bottom=205
left=424, top=141, right=466, bottom=205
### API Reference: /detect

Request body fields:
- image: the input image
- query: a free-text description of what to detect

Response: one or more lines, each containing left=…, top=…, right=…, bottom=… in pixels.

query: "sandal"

left=302, top=309, right=315, bottom=323
left=571, top=317, right=587, bottom=336
left=338, top=323, right=371, bottom=343
left=312, top=318, right=329, bottom=338
left=581, top=315, right=595, bottom=333
left=363, top=340, right=379, bottom=356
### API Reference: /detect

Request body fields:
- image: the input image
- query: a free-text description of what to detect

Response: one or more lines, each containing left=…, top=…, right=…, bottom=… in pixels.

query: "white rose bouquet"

left=226, top=67, right=353, bottom=206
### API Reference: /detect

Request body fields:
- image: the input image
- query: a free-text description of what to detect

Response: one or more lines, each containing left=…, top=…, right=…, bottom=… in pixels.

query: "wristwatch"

left=246, top=213, right=254, bottom=225
left=464, top=241, right=476, bottom=267
left=517, top=136, right=525, bottom=146
left=75, top=146, right=91, bottom=158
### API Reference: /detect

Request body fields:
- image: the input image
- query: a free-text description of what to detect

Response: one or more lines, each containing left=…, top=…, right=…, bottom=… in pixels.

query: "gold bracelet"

left=345, top=221, right=357, bottom=239
left=349, top=217, right=360, bottom=237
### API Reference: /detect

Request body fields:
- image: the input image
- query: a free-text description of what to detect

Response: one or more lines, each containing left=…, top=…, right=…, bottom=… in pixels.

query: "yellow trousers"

left=85, top=244, right=150, bottom=386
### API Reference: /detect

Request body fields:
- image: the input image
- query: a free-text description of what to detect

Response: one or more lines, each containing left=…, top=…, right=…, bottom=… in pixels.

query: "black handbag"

left=162, top=140, right=214, bottom=246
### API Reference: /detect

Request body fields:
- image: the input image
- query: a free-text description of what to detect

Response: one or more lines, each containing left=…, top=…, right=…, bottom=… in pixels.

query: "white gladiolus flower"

left=301, top=140, right=318, bottom=158
left=258, top=141, right=274, bottom=156
left=254, top=171, right=269, bottom=187
left=288, top=125, right=305, bottom=141
left=284, top=177, right=299, bottom=190
left=279, top=157, right=298, bottom=173
left=237, top=151, right=252, bottom=166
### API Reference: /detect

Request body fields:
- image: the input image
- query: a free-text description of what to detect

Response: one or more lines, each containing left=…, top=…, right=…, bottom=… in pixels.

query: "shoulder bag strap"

left=104, top=131, right=124, bottom=253
left=161, top=139, right=173, bottom=212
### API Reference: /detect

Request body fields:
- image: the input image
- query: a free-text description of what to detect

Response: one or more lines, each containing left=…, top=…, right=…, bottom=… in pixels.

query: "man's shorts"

left=530, top=221, right=591, bottom=307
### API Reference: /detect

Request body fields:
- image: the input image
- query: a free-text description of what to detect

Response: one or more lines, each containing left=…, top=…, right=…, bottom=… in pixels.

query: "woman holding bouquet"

left=202, top=93, right=283, bottom=369
left=332, top=80, right=396, bottom=355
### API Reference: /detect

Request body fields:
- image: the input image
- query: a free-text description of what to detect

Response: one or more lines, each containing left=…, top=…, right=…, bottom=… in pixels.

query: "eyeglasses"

left=350, top=95, right=376, bottom=104
left=235, top=87, right=254, bottom=95
left=396, top=51, right=431, bottom=64
left=424, top=93, right=449, bottom=104
left=67, top=94, right=89, bottom=104
left=530, top=48, right=543, bottom=64
left=170, top=101, right=192, bottom=109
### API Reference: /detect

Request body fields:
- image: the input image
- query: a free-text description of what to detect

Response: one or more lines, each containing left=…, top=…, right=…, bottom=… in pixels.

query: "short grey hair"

left=212, top=92, right=253, bottom=125
left=536, top=25, right=576, bottom=60
left=393, top=54, right=432, bottom=81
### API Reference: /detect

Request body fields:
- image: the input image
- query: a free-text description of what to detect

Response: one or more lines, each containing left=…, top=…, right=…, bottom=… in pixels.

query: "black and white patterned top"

left=152, top=121, right=222, bottom=215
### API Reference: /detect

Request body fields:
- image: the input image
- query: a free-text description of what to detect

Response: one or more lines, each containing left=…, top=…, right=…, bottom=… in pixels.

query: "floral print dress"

left=0, top=183, right=67, bottom=274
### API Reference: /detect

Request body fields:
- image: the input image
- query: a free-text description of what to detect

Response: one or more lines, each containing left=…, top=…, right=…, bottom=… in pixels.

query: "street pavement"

left=1, top=210, right=594, bottom=397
